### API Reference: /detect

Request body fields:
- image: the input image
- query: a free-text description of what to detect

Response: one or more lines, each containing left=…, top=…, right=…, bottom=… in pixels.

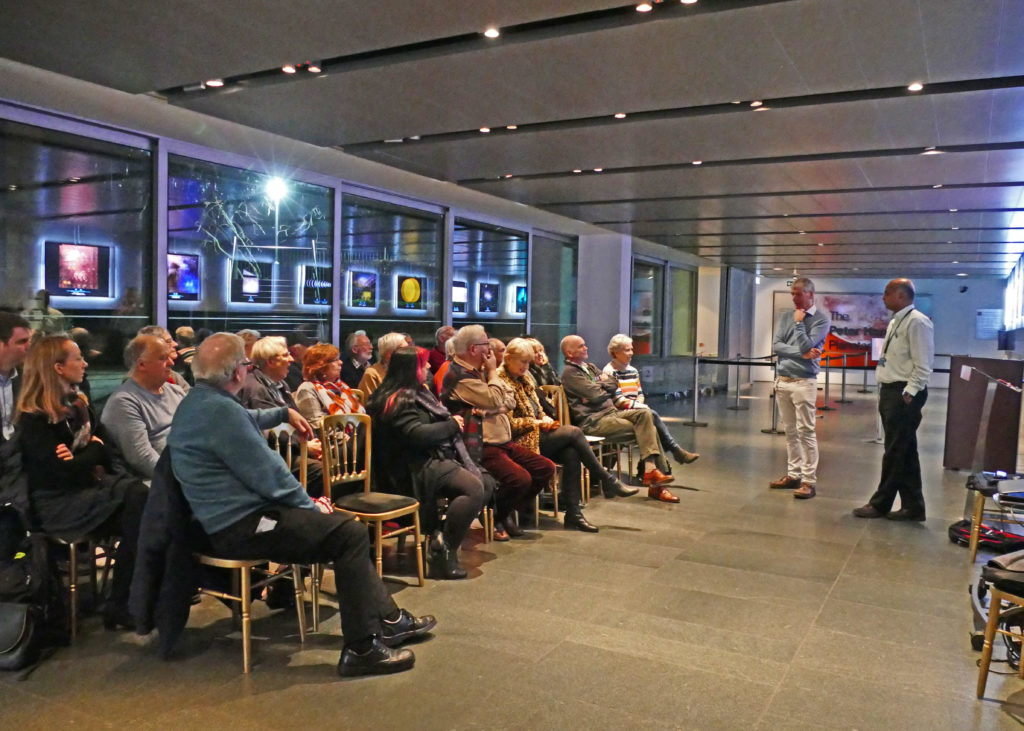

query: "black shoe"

left=102, top=605, right=135, bottom=632
left=265, top=582, right=297, bottom=611
left=338, top=638, right=415, bottom=677
left=428, top=544, right=467, bottom=580
left=381, top=609, right=437, bottom=647
left=563, top=512, right=599, bottom=533
left=504, top=518, right=525, bottom=538
left=852, top=504, right=886, bottom=519
left=602, top=478, right=639, bottom=499
left=886, top=508, right=926, bottom=522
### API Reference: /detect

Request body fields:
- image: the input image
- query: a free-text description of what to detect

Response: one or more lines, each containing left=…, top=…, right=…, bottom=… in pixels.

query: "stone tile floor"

left=5, top=384, right=1023, bottom=729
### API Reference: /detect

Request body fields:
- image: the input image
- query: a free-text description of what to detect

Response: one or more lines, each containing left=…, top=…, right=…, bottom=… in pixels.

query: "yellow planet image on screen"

left=400, top=277, right=421, bottom=304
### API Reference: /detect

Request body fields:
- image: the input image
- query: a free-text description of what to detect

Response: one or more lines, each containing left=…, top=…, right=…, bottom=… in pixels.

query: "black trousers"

left=420, top=458, right=489, bottom=549
left=539, top=426, right=610, bottom=513
left=868, top=384, right=927, bottom=515
left=95, top=480, right=149, bottom=608
left=207, top=505, right=398, bottom=647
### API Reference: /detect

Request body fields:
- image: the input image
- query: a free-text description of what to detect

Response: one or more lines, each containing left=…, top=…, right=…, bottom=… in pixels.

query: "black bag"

left=948, top=518, right=1024, bottom=554
left=0, top=504, right=66, bottom=672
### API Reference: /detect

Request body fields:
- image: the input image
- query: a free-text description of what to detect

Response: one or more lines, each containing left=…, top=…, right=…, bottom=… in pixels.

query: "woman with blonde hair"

left=294, top=342, right=365, bottom=430
left=16, top=334, right=148, bottom=630
left=525, top=337, right=560, bottom=386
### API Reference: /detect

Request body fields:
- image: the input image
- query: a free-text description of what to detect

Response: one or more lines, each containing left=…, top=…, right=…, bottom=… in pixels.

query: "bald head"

left=192, top=332, right=247, bottom=388
left=560, top=335, right=588, bottom=364
left=883, top=278, right=916, bottom=313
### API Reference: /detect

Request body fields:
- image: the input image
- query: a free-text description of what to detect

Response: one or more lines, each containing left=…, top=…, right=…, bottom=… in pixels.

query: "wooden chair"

left=47, top=536, right=114, bottom=641
left=320, top=413, right=424, bottom=586
left=977, top=579, right=1024, bottom=697
left=540, top=385, right=605, bottom=506
left=351, top=388, right=365, bottom=406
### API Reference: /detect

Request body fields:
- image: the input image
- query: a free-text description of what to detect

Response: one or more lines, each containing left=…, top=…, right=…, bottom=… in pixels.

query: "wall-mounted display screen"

left=230, top=262, right=273, bottom=304
left=452, top=280, right=468, bottom=314
left=515, top=285, right=528, bottom=314
left=478, top=282, right=499, bottom=313
left=167, top=253, right=200, bottom=301
left=301, top=264, right=331, bottom=306
left=348, top=270, right=377, bottom=309
left=44, top=241, right=111, bottom=297
left=396, top=275, right=426, bottom=311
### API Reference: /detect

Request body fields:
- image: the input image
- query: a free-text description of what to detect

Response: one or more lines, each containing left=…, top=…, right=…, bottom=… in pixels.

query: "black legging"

left=539, top=426, right=613, bottom=511
left=94, top=480, right=149, bottom=608
left=424, top=460, right=490, bottom=549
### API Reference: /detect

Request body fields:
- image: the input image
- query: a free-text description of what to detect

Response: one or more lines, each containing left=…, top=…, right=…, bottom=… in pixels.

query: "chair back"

left=540, top=385, right=571, bottom=425
left=266, top=424, right=308, bottom=489
left=319, top=412, right=371, bottom=499
left=351, top=388, right=365, bottom=405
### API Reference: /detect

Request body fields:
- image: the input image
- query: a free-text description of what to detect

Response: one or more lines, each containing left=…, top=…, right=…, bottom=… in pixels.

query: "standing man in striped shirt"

left=770, top=277, right=829, bottom=499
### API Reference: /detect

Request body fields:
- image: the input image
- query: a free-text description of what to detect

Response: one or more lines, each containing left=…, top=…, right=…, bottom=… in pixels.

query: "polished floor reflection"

left=4, top=384, right=1021, bottom=729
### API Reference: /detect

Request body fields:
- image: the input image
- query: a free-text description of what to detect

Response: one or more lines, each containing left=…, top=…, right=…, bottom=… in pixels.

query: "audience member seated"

left=236, top=329, right=261, bottom=359
left=174, top=326, right=196, bottom=385
left=441, top=325, right=554, bottom=540
left=138, top=325, right=190, bottom=392
left=239, top=336, right=326, bottom=496
left=0, top=312, right=32, bottom=447
left=488, top=337, right=506, bottom=365
left=526, top=337, right=560, bottom=386
left=432, top=338, right=455, bottom=396
left=603, top=333, right=700, bottom=470
left=560, top=335, right=680, bottom=503
left=284, top=331, right=313, bottom=391
left=101, top=334, right=185, bottom=481
left=428, top=326, right=455, bottom=374
left=16, top=334, right=149, bottom=630
left=168, top=333, right=433, bottom=676
left=340, top=331, right=373, bottom=389
left=358, top=332, right=407, bottom=398
left=295, top=343, right=365, bottom=430
left=367, top=347, right=491, bottom=579
left=499, top=338, right=635, bottom=532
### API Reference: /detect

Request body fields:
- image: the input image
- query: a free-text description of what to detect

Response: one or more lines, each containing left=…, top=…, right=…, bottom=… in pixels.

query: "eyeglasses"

left=472, top=342, right=492, bottom=350
left=240, top=359, right=255, bottom=371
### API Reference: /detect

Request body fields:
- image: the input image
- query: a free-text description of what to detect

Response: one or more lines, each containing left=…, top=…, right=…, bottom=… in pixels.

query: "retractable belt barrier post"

left=681, top=354, right=708, bottom=427
left=858, top=351, right=872, bottom=393
left=761, top=358, right=784, bottom=435
left=817, top=352, right=835, bottom=411
left=727, top=352, right=749, bottom=411
left=836, top=353, right=853, bottom=404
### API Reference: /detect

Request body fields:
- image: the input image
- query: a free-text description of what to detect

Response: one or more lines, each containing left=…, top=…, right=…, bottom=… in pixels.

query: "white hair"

left=377, top=332, right=408, bottom=363
left=452, top=325, right=487, bottom=356
left=192, top=333, right=246, bottom=385
left=608, top=333, right=633, bottom=357
left=250, top=336, right=288, bottom=368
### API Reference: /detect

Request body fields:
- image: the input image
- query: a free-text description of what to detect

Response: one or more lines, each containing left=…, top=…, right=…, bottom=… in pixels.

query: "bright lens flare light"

left=265, top=177, right=288, bottom=204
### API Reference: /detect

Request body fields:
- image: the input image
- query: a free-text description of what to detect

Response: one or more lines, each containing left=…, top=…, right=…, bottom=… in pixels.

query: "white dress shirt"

left=876, top=304, right=934, bottom=396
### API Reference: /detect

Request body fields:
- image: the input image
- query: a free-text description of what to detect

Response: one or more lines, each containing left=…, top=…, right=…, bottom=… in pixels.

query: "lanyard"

left=881, top=308, right=913, bottom=356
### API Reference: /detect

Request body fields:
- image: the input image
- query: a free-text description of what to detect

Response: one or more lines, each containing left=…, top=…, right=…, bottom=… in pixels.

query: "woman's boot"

left=429, top=542, right=467, bottom=580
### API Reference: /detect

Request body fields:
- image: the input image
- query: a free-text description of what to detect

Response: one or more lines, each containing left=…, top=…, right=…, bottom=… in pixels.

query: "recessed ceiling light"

left=636, top=3, right=653, bottom=12
left=383, top=138, right=404, bottom=144
left=7, top=184, right=17, bottom=191
left=957, top=272, right=968, bottom=277
left=949, top=208, right=958, bottom=212
left=750, top=100, right=763, bottom=107
left=572, top=169, right=582, bottom=173
left=754, top=106, right=770, bottom=111
left=282, top=64, right=297, bottom=74
left=907, top=82, right=924, bottom=92
left=692, top=160, right=702, bottom=165
left=484, top=27, right=500, bottom=39
left=799, top=230, right=806, bottom=234
left=593, top=167, right=603, bottom=172
left=681, top=0, right=698, bottom=4
left=614, top=112, right=627, bottom=119
left=952, top=226, right=959, bottom=230
left=408, top=135, right=420, bottom=140
left=504, top=174, right=513, bottom=178
left=952, top=260, right=959, bottom=264
left=853, top=267, right=860, bottom=271
left=205, top=78, right=224, bottom=87
left=506, top=125, right=517, bottom=130
left=817, top=242, right=824, bottom=246
left=479, top=127, right=491, bottom=133
left=307, top=65, right=322, bottom=74
left=69, top=177, right=80, bottom=183
left=933, top=184, right=943, bottom=188
left=731, top=100, right=742, bottom=104
left=773, top=267, right=782, bottom=271
left=921, top=146, right=943, bottom=155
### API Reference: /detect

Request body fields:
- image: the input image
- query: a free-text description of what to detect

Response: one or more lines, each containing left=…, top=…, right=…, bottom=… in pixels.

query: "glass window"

left=453, top=220, right=529, bottom=341
left=167, top=155, right=334, bottom=342
left=339, top=194, right=443, bottom=347
left=0, top=117, right=153, bottom=403
left=631, top=261, right=664, bottom=356
left=529, top=234, right=577, bottom=360
left=669, top=267, right=696, bottom=356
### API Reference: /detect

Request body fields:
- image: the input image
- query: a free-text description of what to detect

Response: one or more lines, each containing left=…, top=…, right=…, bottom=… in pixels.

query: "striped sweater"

left=601, top=362, right=645, bottom=410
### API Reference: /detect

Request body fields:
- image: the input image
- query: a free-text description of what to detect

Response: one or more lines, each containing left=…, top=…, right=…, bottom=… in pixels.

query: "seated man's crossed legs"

left=584, top=409, right=681, bottom=503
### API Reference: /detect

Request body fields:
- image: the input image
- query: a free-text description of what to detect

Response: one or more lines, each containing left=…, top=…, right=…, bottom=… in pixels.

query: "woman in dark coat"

left=16, top=334, right=148, bottom=630
left=365, top=347, right=490, bottom=580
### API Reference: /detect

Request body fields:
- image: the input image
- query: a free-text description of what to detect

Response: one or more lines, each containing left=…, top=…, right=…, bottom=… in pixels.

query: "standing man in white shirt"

left=853, top=278, right=934, bottom=521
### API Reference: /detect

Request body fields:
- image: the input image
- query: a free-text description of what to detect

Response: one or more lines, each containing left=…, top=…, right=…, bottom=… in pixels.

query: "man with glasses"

left=441, top=325, right=555, bottom=539
left=169, top=333, right=435, bottom=676
left=138, top=325, right=190, bottom=392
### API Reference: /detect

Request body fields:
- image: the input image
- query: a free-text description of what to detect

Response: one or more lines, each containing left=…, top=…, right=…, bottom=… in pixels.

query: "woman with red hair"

left=294, top=343, right=365, bottom=430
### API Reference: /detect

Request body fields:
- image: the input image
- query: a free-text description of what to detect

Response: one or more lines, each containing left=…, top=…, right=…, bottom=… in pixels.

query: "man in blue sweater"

left=770, top=277, right=829, bottom=499
left=168, top=333, right=434, bottom=677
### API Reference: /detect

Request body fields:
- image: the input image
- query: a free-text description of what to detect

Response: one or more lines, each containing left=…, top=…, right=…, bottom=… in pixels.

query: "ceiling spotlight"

left=593, top=167, right=604, bottom=172
left=932, top=183, right=943, bottom=188
left=69, top=177, right=80, bottom=183
left=205, top=78, right=224, bottom=87
left=907, top=81, right=924, bottom=92
left=484, top=27, right=500, bottom=38
left=957, top=272, right=968, bottom=277
left=636, top=3, right=654, bottom=12
left=265, top=176, right=288, bottom=204
left=7, top=184, right=17, bottom=191
left=798, top=230, right=806, bottom=234
left=750, top=100, right=763, bottom=107
left=921, top=146, right=943, bottom=155
left=772, top=267, right=782, bottom=271
left=281, top=64, right=297, bottom=74
left=504, top=174, right=513, bottom=178
left=307, top=64, right=322, bottom=74
left=479, top=127, right=491, bottom=133
left=731, top=100, right=742, bottom=104
left=408, top=135, right=421, bottom=140
left=383, top=138, right=403, bottom=144
left=681, top=0, right=698, bottom=4
left=614, top=112, right=627, bottom=119
left=506, top=125, right=518, bottom=130
left=817, top=242, right=824, bottom=246
left=949, top=208, right=958, bottom=212
left=754, top=106, right=771, bottom=111
left=853, top=267, right=860, bottom=271
left=952, top=260, right=959, bottom=264
left=952, top=226, right=960, bottom=230
left=691, top=160, right=702, bottom=166
left=572, top=169, right=582, bottom=174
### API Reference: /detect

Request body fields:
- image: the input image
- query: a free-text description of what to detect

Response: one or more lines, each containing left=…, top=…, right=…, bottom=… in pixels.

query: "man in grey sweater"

left=770, top=277, right=830, bottom=499
left=102, top=334, right=186, bottom=481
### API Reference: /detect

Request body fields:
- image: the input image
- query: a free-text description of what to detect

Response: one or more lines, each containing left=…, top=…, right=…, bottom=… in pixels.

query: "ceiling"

left=3, top=0, right=1024, bottom=279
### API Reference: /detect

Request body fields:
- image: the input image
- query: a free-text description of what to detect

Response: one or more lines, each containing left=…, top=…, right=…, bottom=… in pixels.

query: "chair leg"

left=240, top=568, right=252, bottom=674
left=291, top=564, right=307, bottom=643
left=311, top=564, right=321, bottom=632
left=978, top=586, right=1005, bottom=697
left=970, top=492, right=985, bottom=562
left=534, top=495, right=540, bottom=528
left=68, top=542, right=78, bottom=641
left=413, top=513, right=425, bottom=587
left=88, top=541, right=98, bottom=607
left=553, top=474, right=559, bottom=517
left=375, top=521, right=384, bottom=578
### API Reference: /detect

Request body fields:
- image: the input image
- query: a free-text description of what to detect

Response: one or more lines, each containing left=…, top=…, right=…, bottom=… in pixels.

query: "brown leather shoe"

left=769, top=475, right=800, bottom=490
left=793, top=483, right=816, bottom=499
left=642, top=468, right=674, bottom=487
left=648, top=486, right=680, bottom=503
left=671, top=446, right=700, bottom=465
